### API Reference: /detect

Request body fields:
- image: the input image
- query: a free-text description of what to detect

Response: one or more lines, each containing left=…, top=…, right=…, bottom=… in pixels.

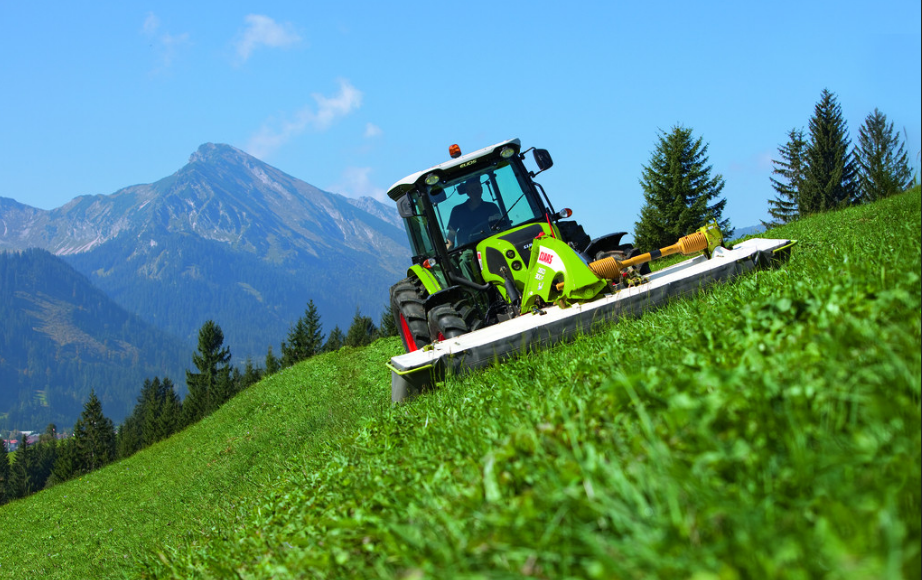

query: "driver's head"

left=460, top=179, right=483, bottom=198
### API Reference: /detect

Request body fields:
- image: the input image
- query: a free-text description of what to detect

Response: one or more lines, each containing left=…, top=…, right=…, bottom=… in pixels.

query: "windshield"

left=430, top=161, right=544, bottom=249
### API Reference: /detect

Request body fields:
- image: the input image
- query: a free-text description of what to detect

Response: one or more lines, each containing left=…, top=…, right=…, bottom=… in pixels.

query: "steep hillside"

left=1, top=189, right=918, bottom=578
left=0, top=249, right=189, bottom=431
left=0, top=144, right=410, bottom=357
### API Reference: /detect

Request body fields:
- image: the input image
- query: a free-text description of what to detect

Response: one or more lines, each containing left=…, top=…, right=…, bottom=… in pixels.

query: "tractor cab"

left=388, top=139, right=559, bottom=287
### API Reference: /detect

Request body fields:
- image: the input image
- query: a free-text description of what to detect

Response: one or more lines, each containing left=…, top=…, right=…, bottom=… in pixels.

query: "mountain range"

left=1, top=143, right=409, bottom=431
left=1, top=143, right=409, bottom=359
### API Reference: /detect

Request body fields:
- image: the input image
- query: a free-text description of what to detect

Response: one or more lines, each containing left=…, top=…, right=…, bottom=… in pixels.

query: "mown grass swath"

left=1, top=188, right=919, bottom=579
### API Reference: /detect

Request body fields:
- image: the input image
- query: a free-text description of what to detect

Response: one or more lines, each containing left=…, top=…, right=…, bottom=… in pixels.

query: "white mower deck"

left=388, top=237, right=796, bottom=402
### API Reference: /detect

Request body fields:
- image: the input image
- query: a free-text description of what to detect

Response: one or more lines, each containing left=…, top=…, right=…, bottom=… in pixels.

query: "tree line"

left=0, top=301, right=399, bottom=505
left=764, top=89, right=914, bottom=226
left=632, top=88, right=915, bottom=249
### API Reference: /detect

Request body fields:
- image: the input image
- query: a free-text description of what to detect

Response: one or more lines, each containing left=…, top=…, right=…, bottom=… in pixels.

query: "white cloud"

left=141, top=12, right=190, bottom=72
left=333, top=167, right=387, bottom=202
left=142, top=12, right=160, bottom=36
left=246, top=79, right=363, bottom=159
left=235, top=14, right=301, bottom=62
left=364, top=123, right=383, bottom=138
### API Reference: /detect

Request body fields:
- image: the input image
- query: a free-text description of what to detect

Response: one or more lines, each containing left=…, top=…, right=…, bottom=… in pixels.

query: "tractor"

left=387, top=138, right=652, bottom=353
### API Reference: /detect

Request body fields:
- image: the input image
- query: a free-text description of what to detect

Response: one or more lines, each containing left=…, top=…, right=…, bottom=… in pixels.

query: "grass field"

left=1, top=188, right=919, bottom=579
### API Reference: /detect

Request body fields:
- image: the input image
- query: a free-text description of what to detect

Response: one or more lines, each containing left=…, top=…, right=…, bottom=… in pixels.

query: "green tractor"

left=387, top=138, right=650, bottom=353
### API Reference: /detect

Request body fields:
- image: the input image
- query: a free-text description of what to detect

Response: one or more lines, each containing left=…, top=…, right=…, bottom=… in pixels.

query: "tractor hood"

left=386, top=138, right=521, bottom=201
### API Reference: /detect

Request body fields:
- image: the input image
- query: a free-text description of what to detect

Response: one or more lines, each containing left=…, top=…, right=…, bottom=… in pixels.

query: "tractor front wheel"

left=427, top=303, right=469, bottom=342
left=390, top=278, right=429, bottom=353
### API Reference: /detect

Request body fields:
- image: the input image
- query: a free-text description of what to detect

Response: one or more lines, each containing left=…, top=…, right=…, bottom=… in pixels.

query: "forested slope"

left=0, top=249, right=188, bottom=430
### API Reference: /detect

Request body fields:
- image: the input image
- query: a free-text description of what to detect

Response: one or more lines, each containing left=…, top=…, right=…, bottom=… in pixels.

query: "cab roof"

left=386, top=138, right=521, bottom=201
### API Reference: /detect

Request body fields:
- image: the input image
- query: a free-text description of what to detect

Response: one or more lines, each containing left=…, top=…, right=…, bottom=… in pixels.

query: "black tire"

left=427, top=303, right=469, bottom=342
left=454, top=297, right=482, bottom=333
left=390, top=277, right=429, bottom=353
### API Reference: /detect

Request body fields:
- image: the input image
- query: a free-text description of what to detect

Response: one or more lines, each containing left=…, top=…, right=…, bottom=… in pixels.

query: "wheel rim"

left=399, top=312, right=418, bottom=352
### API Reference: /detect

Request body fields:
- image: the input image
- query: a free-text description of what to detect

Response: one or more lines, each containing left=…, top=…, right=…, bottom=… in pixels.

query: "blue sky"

left=2, top=1, right=919, bottom=239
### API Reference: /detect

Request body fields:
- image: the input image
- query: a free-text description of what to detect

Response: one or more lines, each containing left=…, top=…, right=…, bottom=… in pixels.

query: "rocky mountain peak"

left=188, top=142, right=249, bottom=165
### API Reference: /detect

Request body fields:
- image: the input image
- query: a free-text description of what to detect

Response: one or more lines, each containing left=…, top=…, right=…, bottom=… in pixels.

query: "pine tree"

left=764, top=128, right=808, bottom=227
left=378, top=304, right=399, bottom=337
left=34, top=424, right=59, bottom=490
left=154, top=377, right=182, bottom=443
left=281, top=300, right=325, bottom=367
left=324, top=326, right=346, bottom=352
left=800, top=89, right=859, bottom=213
left=138, top=377, right=161, bottom=449
left=634, top=125, right=731, bottom=251
left=8, top=432, right=34, bottom=498
left=124, top=377, right=182, bottom=450
left=117, top=414, right=143, bottom=459
left=265, top=345, right=281, bottom=375
left=0, top=439, right=11, bottom=504
left=238, top=358, right=262, bottom=390
left=345, top=308, right=377, bottom=348
left=72, top=391, right=116, bottom=473
left=48, top=437, right=79, bottom=486
left=183, top=320, right=232, bottom=425
left=855, top=108, right=914, bottom=202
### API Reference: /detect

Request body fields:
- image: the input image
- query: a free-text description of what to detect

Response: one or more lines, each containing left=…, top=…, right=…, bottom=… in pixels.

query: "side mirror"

left=396, top=193, right=415, bottom=218
left=533, top=148, right=553, bottom=172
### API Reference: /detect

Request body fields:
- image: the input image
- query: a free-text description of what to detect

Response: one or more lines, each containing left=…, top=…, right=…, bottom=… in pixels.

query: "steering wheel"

left=459, top=218, right=492, bottom=245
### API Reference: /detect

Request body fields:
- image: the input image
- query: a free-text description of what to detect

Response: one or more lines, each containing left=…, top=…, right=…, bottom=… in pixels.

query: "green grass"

left=0, top=343, right=395, bottom=578
left=2, top=188, right=920, bottom=579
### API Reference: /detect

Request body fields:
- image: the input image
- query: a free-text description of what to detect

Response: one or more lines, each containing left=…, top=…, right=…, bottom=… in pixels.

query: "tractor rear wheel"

left=390, top=277, right=429, bottom=353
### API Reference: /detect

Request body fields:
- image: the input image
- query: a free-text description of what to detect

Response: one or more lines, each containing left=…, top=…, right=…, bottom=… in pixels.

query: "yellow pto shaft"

left=555, top=223, right=722, bottom=292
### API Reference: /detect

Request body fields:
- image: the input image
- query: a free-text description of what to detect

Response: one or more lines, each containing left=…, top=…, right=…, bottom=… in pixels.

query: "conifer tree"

left=634, top=125, right=731, bottom=250
left=324, top=326, right=346, bottom=352
left=48, top=437, right=79, bottom=486
left=138, top=377, right=161, bottom=449
left=265, top=345, right=281, bottom=375
left=183, top=320, right=232, bottom=425
left=345, top=308, right=377, bottom=348
left=281, top=300, right=324, bottom=367
left=238, top=358, right=262, bottom=390
left=800, top=89, right=859, bottom=212
left=8, top=432, right=34, bottom=498
left=154, top=377, right=182, bottom=442
left=378, top=304, right=399, bottom=337
left=0, top=439, right=10, bottom=505
left=125, top=377, right=182, bottom=450
left=764, top=128, right=808, bottom=227
left=855, top=108, right=914, bottom=202
left=117, top=414, right=143, bottom=458
left=72, top=391, right=116, bottom=473
left=34, top=424, right=59, bottom=490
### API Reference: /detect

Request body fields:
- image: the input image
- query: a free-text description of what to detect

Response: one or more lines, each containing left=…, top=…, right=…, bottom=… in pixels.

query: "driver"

left=446, top=178, right=500, bottom=249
